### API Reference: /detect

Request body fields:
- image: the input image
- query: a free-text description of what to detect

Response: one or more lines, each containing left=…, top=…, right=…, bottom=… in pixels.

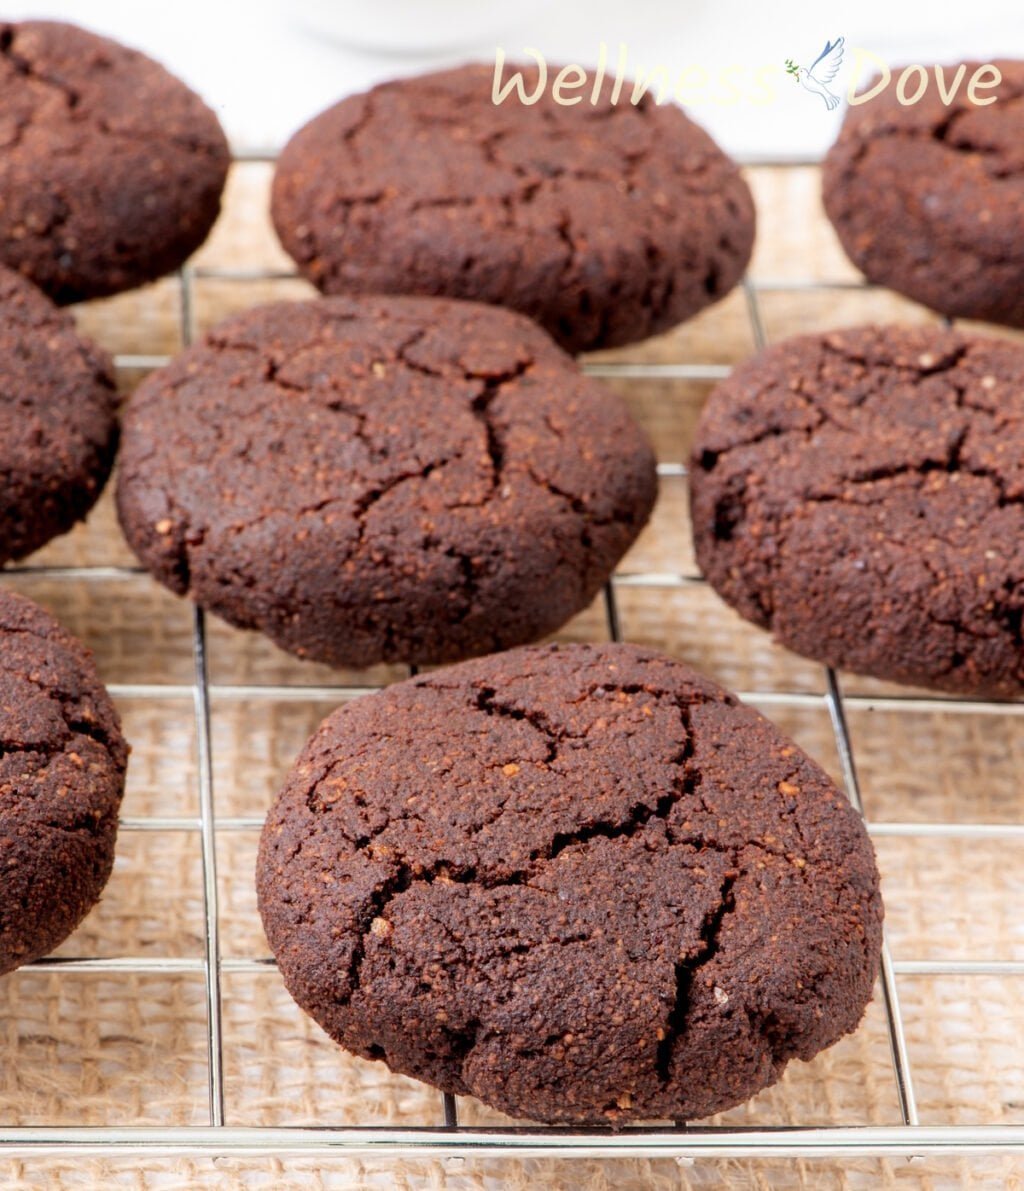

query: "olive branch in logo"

left=786, top=39, right=844, bottom=109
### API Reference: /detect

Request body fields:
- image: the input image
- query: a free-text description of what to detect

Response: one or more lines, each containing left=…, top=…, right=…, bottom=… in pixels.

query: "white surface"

left=8, top=0, right=1024, bottom=158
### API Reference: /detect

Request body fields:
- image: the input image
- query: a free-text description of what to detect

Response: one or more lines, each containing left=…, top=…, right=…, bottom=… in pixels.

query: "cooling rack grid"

left=1, top=158, right=1023, bottom=1173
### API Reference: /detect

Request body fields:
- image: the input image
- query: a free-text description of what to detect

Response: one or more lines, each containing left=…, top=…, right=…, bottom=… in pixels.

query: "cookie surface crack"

left=342, top=688, right=721, bottom=1003
left=656, top=871, right=738, bottom=1083
left=0, top=25, right=80, bottom=109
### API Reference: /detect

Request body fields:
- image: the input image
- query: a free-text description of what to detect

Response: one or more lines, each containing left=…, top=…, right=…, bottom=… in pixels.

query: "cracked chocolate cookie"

left=0, top=264, right=119, bottom=564
left=257, top=641, right=882, bottom=1124
left=0, top=587, right=128, bottom=975
left=271, top=64, right=755, bottom=353
left=0, top=20, right=229, bottom=304
left=691, top=324, right=1024, bottom=695
left=116, top=295, right=657, bottom=668
left=823, top=61, right=1024, bottom=326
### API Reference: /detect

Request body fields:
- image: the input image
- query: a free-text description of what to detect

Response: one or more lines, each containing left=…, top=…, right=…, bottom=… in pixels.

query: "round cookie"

left=0, top=587, right=128, bottom=975
left=0, top=264, right=119, bottom=565
left=690, top=324, right=1024, bottom=696
left=0, top=20, right=230, bottom=304
left=116, top=295, right=657, bottom=668
left=257, top=641, right=882, bottom=1124
left=823, top=61, right=1024, bottom=326
left=271, top=63, right=755, bottom=353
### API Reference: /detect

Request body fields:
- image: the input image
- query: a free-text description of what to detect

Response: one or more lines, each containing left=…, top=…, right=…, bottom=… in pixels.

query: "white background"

left=7, top=0, right=1024, bottom=159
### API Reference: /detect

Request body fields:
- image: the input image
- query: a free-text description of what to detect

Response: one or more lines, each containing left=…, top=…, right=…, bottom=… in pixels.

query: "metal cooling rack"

left=2, top=157, right=1024, bottom=1164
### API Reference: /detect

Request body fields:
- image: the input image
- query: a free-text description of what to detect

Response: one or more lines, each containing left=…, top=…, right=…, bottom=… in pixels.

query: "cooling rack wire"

left=1, top=157, right=1024, bottom=1185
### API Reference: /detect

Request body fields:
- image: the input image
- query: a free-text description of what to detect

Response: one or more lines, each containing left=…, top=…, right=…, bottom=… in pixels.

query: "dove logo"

left=786, top=39, right=1003, bottom=110
left=785, top=37, right=845, bottom=110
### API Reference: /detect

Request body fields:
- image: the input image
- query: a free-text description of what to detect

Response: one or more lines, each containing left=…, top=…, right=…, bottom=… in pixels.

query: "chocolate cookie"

left=0, top=264, right=119, bottom=564
left=257, top=641, right=882, bottom=1124
left=0, top=20, right=230, bottom=304
left=116, top=295, right=656, bottom=668
left=823, top=61, right=1024, bottom=326
left=691, top=324, right=1024, bottom=695
left=271, top=64, right=755, bottom=353
left=0, top=588, right=128, bottom=975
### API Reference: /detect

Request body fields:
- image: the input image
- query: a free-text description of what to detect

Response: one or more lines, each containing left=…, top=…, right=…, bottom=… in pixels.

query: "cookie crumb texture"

left=271, top=64, right=755, bottom=353
left=0, top=588, right=128, bottom=976
left=0, top=20, right=229, bottom=303
left=257, top=642, right=881, bottom=1124
left=116, top=296, right=656, bottom=669
left=691, top=325, right=1024, bottom=695
left=0, top=265, right=118, bottom=564
left=823, top=61, right=1024, bottom=326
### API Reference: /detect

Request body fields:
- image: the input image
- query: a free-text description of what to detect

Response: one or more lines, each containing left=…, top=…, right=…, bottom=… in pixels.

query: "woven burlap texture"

left=2, top=164, right=1022, bottom=1190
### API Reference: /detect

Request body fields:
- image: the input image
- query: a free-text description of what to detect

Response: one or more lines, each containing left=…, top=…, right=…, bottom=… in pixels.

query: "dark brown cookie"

left=0, top=264, right=118, bottom=564
left=116, top=295, right=656, bottom=668
left=0, top=20, right=230, bottom=304
left=257, top=641, right=882, bottom=1124
left=271, top=64, right=755, bottom=353
left=0, top=587, right=128, bottom=975
left=690, top=324, right=1024, bottom=695
left=823, top=61, right=1024, bottom=326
